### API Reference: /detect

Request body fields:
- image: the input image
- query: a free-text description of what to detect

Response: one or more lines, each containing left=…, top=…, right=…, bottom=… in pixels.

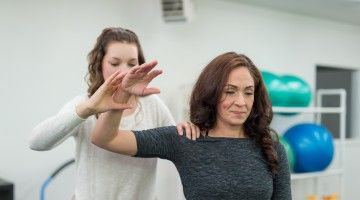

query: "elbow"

left=29, top=144, right=43, bottom=151
left=28, top=132, right=51, bottom=151
left=28, top=139, right=50, bottom=151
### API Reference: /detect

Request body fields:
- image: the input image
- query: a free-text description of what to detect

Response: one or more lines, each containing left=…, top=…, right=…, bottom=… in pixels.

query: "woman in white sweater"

left=28, top=27, right=198, bottom=200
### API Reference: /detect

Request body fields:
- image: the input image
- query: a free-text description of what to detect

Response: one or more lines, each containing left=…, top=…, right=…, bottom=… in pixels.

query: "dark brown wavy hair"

left=189, top=52, right=279, bottom=175
left=86, top=27, right=145, bottom=97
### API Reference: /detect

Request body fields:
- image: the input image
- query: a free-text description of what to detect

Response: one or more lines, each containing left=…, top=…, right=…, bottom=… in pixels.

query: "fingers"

left=128, top=61, right=161, bottom=80
left=106, top=70, right=121, bottom=84
left=128, top=65, right=141, bottom=75
left=185, top=122, right=192, bottom=140
left=190, top=123, right=195, bottom=140
left=141, top=70, right=163, bottom=95
left=176, top=122, right=191, bottom=139
left=111, top=72, right=127, bottom=86
left=145, top=70, right=163, bottom=82
left=176, top=124, right=184, bottom=136
left=190, top=123, right=200, bottom=140
left=138, top=60, right=158, bottom=73
left=196, top=126, right=201, bottom=139
left=176, top=122, right=200, bottom=140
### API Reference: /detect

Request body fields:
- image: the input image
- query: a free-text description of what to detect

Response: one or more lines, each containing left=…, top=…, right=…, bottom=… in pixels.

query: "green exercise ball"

left=261, top=71, right=289, bottom=107
left=281, top=75, right=312, bottom=107
left=261, top=71, right=312, bottom=108
left=279, top=137, right=295, bottom=171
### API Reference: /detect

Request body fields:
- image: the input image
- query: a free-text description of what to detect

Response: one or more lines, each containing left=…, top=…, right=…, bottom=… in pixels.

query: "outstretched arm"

left=92, top=110, right=137, bottom=155
left=29, top=69, right=131, bottom=151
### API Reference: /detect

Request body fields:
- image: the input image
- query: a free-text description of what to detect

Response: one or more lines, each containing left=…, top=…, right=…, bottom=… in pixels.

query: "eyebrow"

left=110, top=57, right=137, bottom=62
left=224, top=84, right=254, bottom=90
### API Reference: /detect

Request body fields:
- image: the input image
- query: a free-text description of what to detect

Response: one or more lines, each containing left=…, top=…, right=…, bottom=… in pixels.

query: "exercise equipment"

left=279, top=137, right=295, bottom=171
left=261, top=71, right=312, bottom=107
left=40, top=158, right=75, bottom=200
left=283, top=123, right=334, bottom=173
left=262, top=71, right=289, bottom=107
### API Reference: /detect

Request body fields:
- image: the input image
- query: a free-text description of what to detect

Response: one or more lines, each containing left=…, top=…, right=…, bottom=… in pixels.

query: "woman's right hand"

left=76, top=71, right=133, bottom=119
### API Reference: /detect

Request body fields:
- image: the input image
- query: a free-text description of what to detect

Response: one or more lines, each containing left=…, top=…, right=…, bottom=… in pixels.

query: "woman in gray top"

left=88, top=52, right=292, bottom=200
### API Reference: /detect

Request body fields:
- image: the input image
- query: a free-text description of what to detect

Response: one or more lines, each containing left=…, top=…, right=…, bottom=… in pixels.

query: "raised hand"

left=76, top=71, right=133, bottom=118
left=115, top=60, right=163, bottom=96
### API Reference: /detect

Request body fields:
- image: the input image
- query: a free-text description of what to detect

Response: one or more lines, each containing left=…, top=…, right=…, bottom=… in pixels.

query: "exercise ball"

left=261, top=71, right=289, bottom=107
left=281, top=75, right=312, bottom=107
left=279, top=137, right=295, bottom=171
left=283, top=123, right=334, bottom=173
left=261, top=71, right=312, bottom=108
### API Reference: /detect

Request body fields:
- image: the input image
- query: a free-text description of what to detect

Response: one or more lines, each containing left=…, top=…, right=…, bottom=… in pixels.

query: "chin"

left=228, top=120, right=245, bottom=126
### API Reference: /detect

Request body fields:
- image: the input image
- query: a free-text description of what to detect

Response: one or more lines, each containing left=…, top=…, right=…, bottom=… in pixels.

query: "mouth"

left=231, top=111, right=247, bottom=115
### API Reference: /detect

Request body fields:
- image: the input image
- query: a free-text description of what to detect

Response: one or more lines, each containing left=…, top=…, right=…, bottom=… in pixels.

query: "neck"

left=208, top=123, right=246, bottom=138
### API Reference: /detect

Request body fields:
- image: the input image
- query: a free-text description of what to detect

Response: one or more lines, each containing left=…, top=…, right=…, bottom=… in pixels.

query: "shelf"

left=272, top=106, right=344, bottom=113
left=291, top=169, right=343, bottom=180
left=278, top=90, right=346, bottom=199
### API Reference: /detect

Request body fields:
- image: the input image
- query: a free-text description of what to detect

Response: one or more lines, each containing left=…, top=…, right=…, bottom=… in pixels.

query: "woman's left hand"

left=176, top=122, right=201, bottom=141
left=117, top=60, right=162, bottom=97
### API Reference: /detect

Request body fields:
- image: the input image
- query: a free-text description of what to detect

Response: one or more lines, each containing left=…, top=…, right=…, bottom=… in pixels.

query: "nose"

left=234, top=94, right=246, bottom=106
left=118, top=64, right=131, bottom=72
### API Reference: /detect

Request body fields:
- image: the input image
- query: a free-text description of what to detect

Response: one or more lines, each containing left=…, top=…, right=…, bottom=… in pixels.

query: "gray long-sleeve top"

left=133, top=126, right=292, bottom=200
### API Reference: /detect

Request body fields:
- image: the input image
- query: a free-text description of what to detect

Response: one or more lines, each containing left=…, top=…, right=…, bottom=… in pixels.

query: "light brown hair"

left=86, top=27, right=145, bottom=96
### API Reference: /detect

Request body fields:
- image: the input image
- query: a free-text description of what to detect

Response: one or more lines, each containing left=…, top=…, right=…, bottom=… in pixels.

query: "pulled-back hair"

left=190, top=52, right=279, bottom=175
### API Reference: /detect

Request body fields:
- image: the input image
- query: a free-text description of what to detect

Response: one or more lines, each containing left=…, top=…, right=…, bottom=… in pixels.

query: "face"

left=102, top=42, right=139, bottom=80
left=216, top=67, right=255, bottom=128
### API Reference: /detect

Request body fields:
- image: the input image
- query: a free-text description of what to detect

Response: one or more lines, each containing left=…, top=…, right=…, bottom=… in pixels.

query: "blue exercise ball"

left=283, top=123, right=334, bottom=173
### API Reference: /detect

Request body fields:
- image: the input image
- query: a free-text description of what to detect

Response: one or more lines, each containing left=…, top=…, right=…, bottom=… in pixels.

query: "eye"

left=225, top=90, right=235, bottom=94
left=245, top=91, right=254, bottom=96
left=128, top=63, right=137, bottom=67
left=110, top=62, right=119, bottom=67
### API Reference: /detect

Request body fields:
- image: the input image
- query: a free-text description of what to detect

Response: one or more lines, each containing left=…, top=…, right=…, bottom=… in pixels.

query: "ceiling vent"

left=161, top=0, right=195, bottom=22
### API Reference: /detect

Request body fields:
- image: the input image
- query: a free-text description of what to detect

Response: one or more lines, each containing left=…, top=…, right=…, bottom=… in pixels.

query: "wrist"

left=76, top=101, right=95, bottom=119
left=113, top=90, right=131, bottom=104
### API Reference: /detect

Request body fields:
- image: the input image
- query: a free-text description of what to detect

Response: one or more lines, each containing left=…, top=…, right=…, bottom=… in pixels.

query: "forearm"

left=29, top=111, right=85, bottom=150
left=29, top=97, right=86, bottom=151
left=92, top=110, right=123, bottom=147
left=91, top=110, right=137, bottom=155
left=91, top=92, right=137, bottom=155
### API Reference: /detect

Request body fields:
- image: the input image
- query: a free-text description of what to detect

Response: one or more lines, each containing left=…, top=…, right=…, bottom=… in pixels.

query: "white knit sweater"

left=29, top=94, right=184, bottom=200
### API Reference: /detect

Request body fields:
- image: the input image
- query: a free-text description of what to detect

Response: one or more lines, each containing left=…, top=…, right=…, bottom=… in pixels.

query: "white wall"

left=0, top=0, right=132, bottom=199
left=1, top=0, right=360, bottom=200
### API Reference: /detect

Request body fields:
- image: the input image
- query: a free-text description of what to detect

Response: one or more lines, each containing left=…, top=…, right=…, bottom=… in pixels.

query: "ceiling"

left=226, top=0, right=360, bottom=26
